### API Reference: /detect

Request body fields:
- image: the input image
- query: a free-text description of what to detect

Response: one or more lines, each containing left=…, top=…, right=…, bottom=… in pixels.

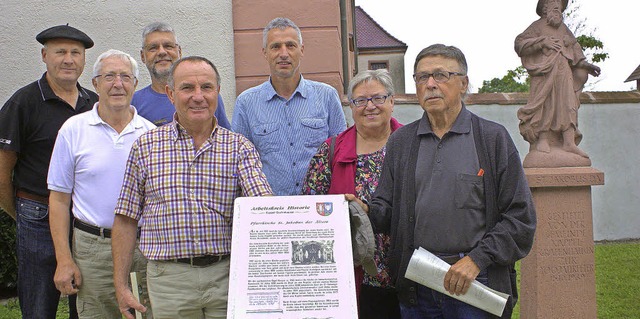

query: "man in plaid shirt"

left=111, top=56, right=272, bottom=318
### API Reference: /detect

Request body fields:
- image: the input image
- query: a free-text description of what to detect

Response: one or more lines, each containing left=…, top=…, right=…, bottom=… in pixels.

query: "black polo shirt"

left=0, top=72, right=98, bottom=197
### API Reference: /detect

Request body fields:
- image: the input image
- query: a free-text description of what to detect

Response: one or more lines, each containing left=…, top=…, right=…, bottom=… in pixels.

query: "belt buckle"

left=190, top=256, right=201, bottom=267
left=192, top=255, right=222, bottom=267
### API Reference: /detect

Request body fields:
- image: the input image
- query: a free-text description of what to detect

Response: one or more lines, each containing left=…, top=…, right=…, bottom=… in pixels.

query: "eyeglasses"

left=144, top=43, right=179, bottom=53
left=413, top=71, right=464, bottom=84
left=94, top=73, right=136, bottom=84
left=351, top=95, right=390, bottom=107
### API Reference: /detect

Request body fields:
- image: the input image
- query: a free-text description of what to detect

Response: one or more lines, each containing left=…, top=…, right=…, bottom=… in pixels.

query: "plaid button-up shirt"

left=115, top=121, right=273, bottom=260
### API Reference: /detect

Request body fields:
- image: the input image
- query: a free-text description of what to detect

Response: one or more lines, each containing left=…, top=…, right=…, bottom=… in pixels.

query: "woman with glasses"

left=302, top=69, right=401, bottom=319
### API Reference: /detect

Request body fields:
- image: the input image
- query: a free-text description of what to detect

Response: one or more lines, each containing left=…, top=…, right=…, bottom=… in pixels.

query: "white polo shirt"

left=48, top=103, right=156, bottom=228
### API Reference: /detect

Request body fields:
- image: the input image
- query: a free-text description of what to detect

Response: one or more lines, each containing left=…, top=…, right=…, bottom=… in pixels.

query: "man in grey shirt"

left=348, top=44, right=536, bottom=319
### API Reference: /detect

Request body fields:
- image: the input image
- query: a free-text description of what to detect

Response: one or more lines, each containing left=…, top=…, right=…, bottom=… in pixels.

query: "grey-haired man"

left=132, top=22, right=231, bottom=129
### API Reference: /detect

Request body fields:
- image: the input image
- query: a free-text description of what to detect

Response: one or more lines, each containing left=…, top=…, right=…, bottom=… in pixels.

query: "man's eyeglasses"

left=351, top=95, right=390, bottom=108
left=94, top=73, right=136, bottom=84
left=144, top=43, right=179, bottom=53
left=413, top=71, right=464, bottom=84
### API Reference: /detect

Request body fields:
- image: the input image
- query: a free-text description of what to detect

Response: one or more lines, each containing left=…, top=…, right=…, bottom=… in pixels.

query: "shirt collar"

left=417, top=103, right=471, bottom=136
left=169, top=114, right=219, bottom=142
left=449, top=106, right=472, bottom=134
left=262, top=75, right=308, bottom=101
left=88, top=102, right=146, bottom=129
left=87, top=102, right=102, bottom=125
left=37, top=72, right=93, bottom=103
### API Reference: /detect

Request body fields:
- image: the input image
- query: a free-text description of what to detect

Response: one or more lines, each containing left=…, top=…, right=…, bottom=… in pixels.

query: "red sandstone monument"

left=515, top=0, right=604, bottom=318
left=515, top=0, right=601, bottom=169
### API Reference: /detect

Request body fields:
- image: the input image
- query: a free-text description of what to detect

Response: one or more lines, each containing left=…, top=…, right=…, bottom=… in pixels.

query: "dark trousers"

left=15, top=197, right=79, bottom=319
left=359, top=284, right=401, bottom=319
left=16, top=197, right=60, bottom=318
left=399, top=270, right=494, bottom=319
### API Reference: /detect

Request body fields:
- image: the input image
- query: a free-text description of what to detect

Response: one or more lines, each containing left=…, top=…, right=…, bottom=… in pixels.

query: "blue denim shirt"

left=233, top=76, right=346, bottom=195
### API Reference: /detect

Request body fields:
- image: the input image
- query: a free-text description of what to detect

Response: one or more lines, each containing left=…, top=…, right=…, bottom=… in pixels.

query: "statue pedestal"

left=520, top=167, right=604, bottom=319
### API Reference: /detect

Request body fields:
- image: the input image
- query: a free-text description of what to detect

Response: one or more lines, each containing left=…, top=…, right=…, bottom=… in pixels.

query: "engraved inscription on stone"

left=538, top=210, right=594, bottom=283
left=549, top=174, right=602, bottom=185
left=532, top=174, right=603, bottom=186
left=525, top=168, right=604, bottom=187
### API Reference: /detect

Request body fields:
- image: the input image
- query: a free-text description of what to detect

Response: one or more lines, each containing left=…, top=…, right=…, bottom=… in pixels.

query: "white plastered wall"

left=345, top=102, right=640, bottom=241
left=0, top=0, right=236, bottom=114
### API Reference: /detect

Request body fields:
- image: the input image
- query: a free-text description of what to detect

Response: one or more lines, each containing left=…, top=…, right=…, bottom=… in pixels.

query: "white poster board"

left=227, top=195, right=358, bottom=318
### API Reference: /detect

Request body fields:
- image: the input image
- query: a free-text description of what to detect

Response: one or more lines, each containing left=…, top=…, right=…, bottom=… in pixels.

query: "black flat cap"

left=36, top=24, right=94, bottom=48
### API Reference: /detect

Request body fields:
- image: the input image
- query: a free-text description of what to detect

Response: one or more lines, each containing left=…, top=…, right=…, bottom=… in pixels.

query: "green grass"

left=0, top=297, right=68, bottom=319
left=0, top=242, right=638, bottom=318
left=594, top=241, right=640, bottom=318
left=513, top=261, right=521, bottom=318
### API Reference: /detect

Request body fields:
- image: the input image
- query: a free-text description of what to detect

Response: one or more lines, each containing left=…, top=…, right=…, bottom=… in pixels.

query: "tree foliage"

left=479, top=0, right=608, bottom=93
left=565, top=1, right=609, bottom=63
left=479, top=66, right=530, bottom=93
left=576, top=35, right=608, bottom=63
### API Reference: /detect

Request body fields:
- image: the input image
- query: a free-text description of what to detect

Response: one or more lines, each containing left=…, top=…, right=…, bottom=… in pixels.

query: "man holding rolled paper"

left=348, top=44, right=536, bottom=319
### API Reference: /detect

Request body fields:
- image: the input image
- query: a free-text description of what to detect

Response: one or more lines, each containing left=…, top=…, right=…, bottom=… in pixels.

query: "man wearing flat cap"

left=0, top=24, right=98, bottom=318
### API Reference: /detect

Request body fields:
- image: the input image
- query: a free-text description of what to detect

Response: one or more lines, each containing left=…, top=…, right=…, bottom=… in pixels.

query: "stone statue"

left=515, top=0, right=600, bottom=167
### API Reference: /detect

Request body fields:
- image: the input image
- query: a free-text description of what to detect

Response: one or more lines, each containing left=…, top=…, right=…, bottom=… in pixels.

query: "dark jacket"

left=368, top=110, right=536, bottom=318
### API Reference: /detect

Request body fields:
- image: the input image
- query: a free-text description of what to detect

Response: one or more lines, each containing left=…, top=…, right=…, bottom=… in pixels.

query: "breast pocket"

left=300, top=118, right=328, bottom=148
left=251, top=122, right=280, bottom=154
left=454, top=173, right=485, bottom=210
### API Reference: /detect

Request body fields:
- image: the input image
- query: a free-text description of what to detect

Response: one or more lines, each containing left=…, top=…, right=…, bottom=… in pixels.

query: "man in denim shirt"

left=233, top=17, right=346, bottom=195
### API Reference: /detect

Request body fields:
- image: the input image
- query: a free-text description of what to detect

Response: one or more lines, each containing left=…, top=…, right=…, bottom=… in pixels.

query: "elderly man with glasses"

left=48, top=49, right=155, bottom=318
left=132, top=22, right=231, bottom=129
left=348, top=44, right=536, bottom=319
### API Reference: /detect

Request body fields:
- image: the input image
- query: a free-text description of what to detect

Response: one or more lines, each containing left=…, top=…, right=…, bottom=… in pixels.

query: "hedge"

left=0, top=209, right=17, bottom=290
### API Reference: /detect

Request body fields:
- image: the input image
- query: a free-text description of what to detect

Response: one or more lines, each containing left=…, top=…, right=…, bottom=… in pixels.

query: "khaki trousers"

left=146, top=258, right=230, bottom=319
left=73, top=229, right=150, bottom=318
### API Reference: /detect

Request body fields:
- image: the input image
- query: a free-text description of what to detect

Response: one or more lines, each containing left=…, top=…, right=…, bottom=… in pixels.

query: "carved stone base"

left=520, top=167, right=604, bottom=319
left=523, top=149, right=591, bottom=168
